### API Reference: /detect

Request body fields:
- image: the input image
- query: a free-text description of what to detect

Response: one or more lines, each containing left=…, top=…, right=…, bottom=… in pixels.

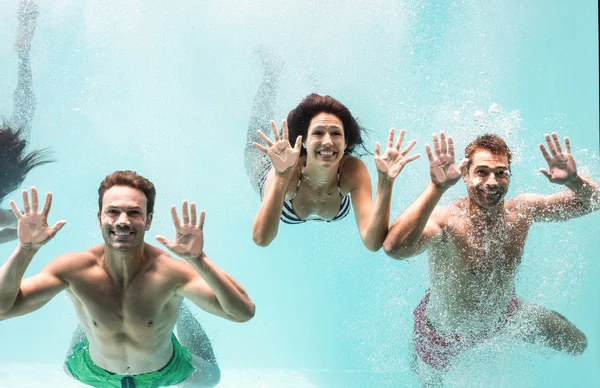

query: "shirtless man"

left=0, top=171, right=255, bottom=387
left=383, top=132, right=599, bottom=386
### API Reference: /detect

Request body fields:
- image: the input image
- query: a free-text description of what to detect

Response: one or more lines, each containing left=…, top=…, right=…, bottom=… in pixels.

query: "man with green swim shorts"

left=0, top=171, right=256, bottom=387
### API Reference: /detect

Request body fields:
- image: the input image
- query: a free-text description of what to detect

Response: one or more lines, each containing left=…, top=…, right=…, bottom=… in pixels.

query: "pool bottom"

left=0, top=364, right=321, bottom=387
left=0, top=354, right=587, bottom=388
left=0, top=364, right=414, bottom=387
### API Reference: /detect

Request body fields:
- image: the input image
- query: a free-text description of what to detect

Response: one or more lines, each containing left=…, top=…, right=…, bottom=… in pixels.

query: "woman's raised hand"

left=253, top=120, right=302, bottom=175
left=375, top=128, right=420, bottom=181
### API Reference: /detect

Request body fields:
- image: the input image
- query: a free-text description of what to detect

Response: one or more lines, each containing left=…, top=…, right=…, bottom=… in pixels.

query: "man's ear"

left=97, top=211, right=101, bottom=228
left=461, top=160, right=470, bottom=183
left=145, top=213, right=153, bottom=230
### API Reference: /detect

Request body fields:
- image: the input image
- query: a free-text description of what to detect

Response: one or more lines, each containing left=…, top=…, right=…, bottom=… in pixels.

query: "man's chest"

left=68, top=274, right=179, bottom=331
left=445, top=217, right=530, bottom=277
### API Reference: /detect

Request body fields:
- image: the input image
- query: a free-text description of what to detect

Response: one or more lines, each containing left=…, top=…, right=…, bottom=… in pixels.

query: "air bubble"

left=488, top=103, right=503, bottom=113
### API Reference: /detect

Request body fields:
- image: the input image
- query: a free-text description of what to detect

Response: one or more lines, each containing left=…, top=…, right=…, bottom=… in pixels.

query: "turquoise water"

left=0, top=0, right=598, bottom=387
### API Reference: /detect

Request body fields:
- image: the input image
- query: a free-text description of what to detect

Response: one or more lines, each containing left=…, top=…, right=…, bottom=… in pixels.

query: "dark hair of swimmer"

left=98, top=170, right=157, bottom=215
left=0, top=122, right=52, bottom=203
left=286, top=93, right=368, bottom=156
left=464, top=133, right=513, bottom=172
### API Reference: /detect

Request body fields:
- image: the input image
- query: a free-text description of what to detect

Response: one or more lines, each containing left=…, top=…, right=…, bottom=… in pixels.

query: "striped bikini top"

left=280, top=166, right=351, bottom=224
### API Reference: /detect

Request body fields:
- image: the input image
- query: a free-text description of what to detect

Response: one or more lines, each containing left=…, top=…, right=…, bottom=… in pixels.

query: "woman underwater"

left=1, top=0, right=52, bottom=244
left=245, top=52, right=420, bottom=250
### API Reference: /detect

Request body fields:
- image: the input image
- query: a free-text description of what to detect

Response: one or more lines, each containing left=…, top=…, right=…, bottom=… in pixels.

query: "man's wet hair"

left=98, top=171, right=156, bottom=215
left=0, top=121, right=53, bottom=203
left=286, top=93, right=369, bottom=156
left=464, top=133, right=512, bottom=171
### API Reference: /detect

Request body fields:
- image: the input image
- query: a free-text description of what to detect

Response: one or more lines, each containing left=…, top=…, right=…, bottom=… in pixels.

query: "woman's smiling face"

left=304, top=112, right=347, bottom=167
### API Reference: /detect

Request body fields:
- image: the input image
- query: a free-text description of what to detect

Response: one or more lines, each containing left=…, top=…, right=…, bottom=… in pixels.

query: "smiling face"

left=303, top=112, right=347, bottom=167
left=98, top=185, right=152, bottom=250
left=464, top=148, right=511, bottom=209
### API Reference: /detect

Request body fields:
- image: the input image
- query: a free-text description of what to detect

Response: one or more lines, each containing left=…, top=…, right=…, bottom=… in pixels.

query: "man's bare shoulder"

left=504, top=195, right=537, bottom=220
left=145, top=244, right=196, bottom=280
left=432, top=198, right=466, bottom=227
left=44, top=244, right=104, bottom=277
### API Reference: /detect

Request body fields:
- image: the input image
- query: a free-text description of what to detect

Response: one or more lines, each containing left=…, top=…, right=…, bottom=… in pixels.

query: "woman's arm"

left=252, top=168, right=294, bottom=246
left=251, top=120, right=302, bottom=247
left=0, top=228, right=18, bottom=244
left=0, top=209, right=18, bottom=243
left=346, top=158, right=392, bottom=252
left=348, top=129, right=420, bottom=251
left=0, top=209, right=17, bottom=228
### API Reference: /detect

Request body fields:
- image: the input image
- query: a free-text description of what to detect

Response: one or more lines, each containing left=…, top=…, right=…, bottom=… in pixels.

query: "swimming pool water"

left=0, top=0, right=598, bottom=387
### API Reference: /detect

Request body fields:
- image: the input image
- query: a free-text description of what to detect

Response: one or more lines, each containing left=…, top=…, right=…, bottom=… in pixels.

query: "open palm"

left=9, top=187, right=66, bottom=250
left=426, top=132, right=468, bottom=188
left=253, top=120, right=302, bottom=175
left=539, top=133, right=577, bottom=185
left=155, top=201, right=205, bottom=261
left=375, top=128, right=420, bottom=180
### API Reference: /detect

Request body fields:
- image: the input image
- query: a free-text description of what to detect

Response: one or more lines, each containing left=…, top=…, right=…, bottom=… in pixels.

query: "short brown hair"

left=464, top=134, right=512, bottom=171
left=98, top=171, right=156, bottom=215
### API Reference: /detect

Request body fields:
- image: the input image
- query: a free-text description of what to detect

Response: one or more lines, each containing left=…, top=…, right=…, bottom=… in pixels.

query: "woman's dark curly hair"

left=0, top=122, right=53, bottom=203
left=286, top=94, right=368, bottom=156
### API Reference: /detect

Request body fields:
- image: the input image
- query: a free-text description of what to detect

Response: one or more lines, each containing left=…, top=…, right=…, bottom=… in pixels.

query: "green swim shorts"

left=64, top=333, right=196, bottom=388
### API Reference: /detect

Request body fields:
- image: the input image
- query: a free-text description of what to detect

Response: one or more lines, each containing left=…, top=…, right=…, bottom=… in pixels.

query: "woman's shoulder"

left=340, top=154, right=366, bottom=171
left=340, top=155, right=369, bottom=176
left=339, top=155, right=369, bottom=192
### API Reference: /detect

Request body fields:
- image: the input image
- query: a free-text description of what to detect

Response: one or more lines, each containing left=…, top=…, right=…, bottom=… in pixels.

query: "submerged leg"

left=507, top=300, right=587, bottom=356
left=244, top=46, right=282, bottom=194
left=11, top=0, right=39, bottom=137
left=65, top=324, right=86, bottom=359
left=63, top=324, right=86, bottom=377
left=177, top=303, right=221, bottom=387
left=409, top=335, right=444, bottom=388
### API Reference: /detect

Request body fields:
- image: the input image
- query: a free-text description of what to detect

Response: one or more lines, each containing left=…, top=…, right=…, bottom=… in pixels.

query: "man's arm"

left=383, top=132, right=467, bottom=259
left=0, top=187, right=67, bottom=319
left=517, top=133, right=600, bottom=222
left=0, top=247, right=68, bottom=320
left=517, top=174, right=600, bottom=222
left=383, top=182, right=446, bottom=259
left=176, top=253, right=255, bottom=323
left=156, top=203, right=255, bottom=323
